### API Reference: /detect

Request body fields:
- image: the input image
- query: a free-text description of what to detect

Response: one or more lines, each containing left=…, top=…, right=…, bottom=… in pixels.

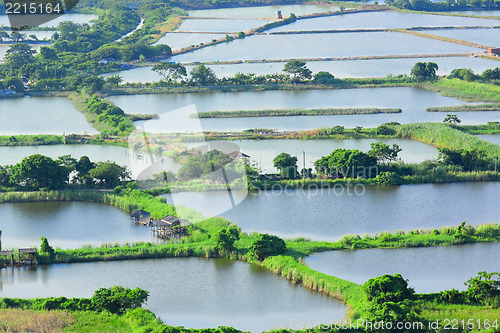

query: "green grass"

left=190, top=108, right=402, bottom=118
left=426, top=79, right=500, bottom=103
left=394, top=122, right=500, bottom=159
left=427, top=104, right=500, bottom=112
left=419, top=302, right=500, bottom=331
left=68, top=93, right=115, bottom=134
left=0, top=135, right=64, bottom=146
left=0, top=309, right=135, bottom=333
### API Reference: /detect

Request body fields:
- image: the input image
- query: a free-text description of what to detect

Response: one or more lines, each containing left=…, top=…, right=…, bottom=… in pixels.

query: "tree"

left=314, top=149, right=377, bottom=178
left=273, top=152, right=298, bottom=179
left=283, top=60, right=312, bottom=81
left=0, top=166, right=11, bottom=186
left=214, top=226, right=240, bottom=252
left=410, top=61, right=438, bottom=81
left=312, top=71, right=337, bottom=85
left=368, top=142, right=402, bottom=164
left=249, top=234, right=286, bottom=261
left=13, top=154, right=67, bottom=189
left=363, top=274, right=415, bottom=304
left=482, top=67, right=500, bottom=81
left=152, top=63, right=187, bottom=83
left=10, top=32, right=26, bottom=42
left=450, top=68, right=477, bottom=82
left=82, top=76, right=106, bottom=93
left=5, top=43, right=36, bottom=69
left=0, top=31, right=9, bottom=42
left=91, top=286, right=149, bottom=314
left=105, top=75, right=123, bottom=88
left=88, top=161, right=130, bottom=188
left=465, top=271, right=500, bottom=305
left=76, top=156, right=95, bottom=184
left=190, top=64, right=217, bottom=86
left=443, top=114, right=461, bottom=124
left=39, top=237, right=55, bottom=261
left=4, top=77, right=24, bottom=93
left=39, top=46, right=58, bottom=60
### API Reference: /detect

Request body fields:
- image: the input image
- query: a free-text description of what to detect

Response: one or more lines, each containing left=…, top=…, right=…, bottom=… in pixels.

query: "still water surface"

left=175, top=18, right=270, bottom=32
left=164, top=182, right=500, bottom=241
left=170, top=32, right=480, bottom=63
left=305, top=242, right=500, bottom=293
left=426, top=28, right=500, bottom=47
left=188, top=5, right=340, bottom=18
left=102, top=56, right=500, bottom=83
left=476, top=134, right=500, bottom=145
left=0, top=258, right=346, bottom=332
left=155, top=32, right=226, bottom=51
left=0, top=202, right=156, bottom=249
left=108, top=87, right=496, bottom=132
left=269, top=11, right=499, bottom=32
left=0, top=97, right=97, bottom=135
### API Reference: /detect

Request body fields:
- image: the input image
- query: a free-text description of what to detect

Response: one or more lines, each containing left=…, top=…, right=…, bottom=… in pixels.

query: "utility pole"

left=302, top=151, right=306, bottom=180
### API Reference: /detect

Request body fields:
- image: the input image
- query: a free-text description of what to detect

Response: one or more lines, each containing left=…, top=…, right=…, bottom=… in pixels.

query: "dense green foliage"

left=273, top=152, right=299, bottom=179
left=0, top=286, right=148, bottom=315
left=191, top=108, right=402, bottom=118
left=410, top=61, right=438, bottom=82
left=85, top=95, right=135, bottom=135
left=214, top=226, right=240, bottom=252
left=0, top=154, right=130, bottom=190
left=314, top=149, right=378, bottom=178
left=249, top=234, right=286, bottom=261
left=386, top=0, right=499, bottom=12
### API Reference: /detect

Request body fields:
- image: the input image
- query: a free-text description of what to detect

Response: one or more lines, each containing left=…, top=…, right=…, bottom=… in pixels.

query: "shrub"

left=249, top=234, right=286, bottom=261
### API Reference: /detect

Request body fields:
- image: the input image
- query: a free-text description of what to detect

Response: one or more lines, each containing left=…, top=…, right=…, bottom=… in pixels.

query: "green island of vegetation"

left=189, top=108, right=402, bottom=118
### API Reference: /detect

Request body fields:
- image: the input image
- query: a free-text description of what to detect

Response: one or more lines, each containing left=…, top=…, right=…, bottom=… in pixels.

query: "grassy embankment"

left=427, top=104, right=500, bottom=112
left=425, top=78, right=500, bottom=103
left=1, top=189, right=499, bottom=329
left=190, top=108, right=401, bottom=118
left=68, top=93, right=115, bottom=134
left=394, top=122, right=500, bottom=159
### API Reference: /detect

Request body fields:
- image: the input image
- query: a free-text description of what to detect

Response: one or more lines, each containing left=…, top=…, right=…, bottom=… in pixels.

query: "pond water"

left=269, top=11, right=499, bottom=32
left=0, top=202, right=156, bottom=249
left=0, top=144, right=181, bottom=179
left=169, top=32, right=480, bottom=63
left=175, top=18, right=270, bottom=33
left=305, top=242, right=500, bottom=293
left=187, top=139, right=439, bottom=172
left=102, top=56, right=500, bottom=83
left=164, top=182, right=500, bottom=241
left=445, top=10, right=500, bottom=17
left=426, top=28, right=500, bottom=48
left=0, top=97, right=97, bottom=135
left=155, top=32, right=226, bottom=51
left=108, top=87, right=497, bottom=132
left=188, top=4, right=340, bottom=18
left=476, top=134, right=500, bottom=145
left=0, top=258, right=346, bottom=332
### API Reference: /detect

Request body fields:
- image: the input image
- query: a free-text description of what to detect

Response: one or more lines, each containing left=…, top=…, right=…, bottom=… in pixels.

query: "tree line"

left=0, top=154, right=130, bottom=190
left=386, top=0, right=498, bottom=11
